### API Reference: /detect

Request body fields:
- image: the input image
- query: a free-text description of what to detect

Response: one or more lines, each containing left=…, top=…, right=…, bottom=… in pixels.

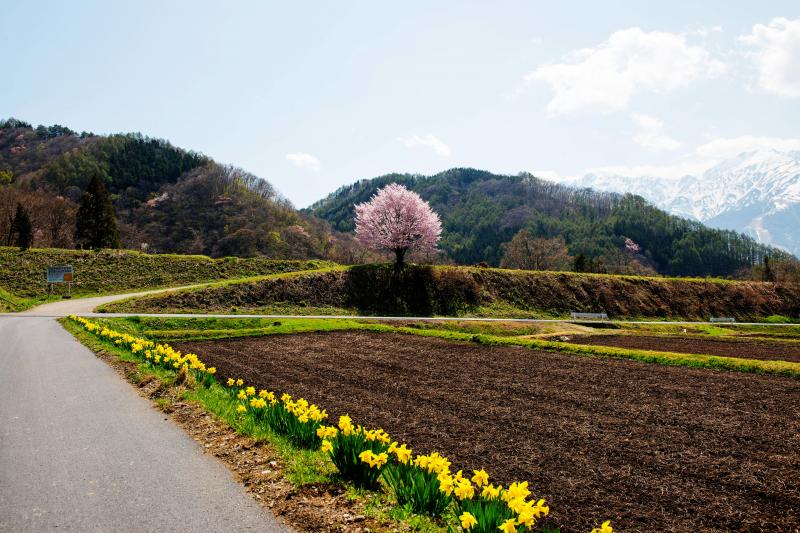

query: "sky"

left=2, top=1, right=799, bottom=207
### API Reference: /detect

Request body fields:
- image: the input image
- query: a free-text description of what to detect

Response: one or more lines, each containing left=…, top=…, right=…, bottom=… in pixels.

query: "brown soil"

left=91, top=345, right=393, bottom=532
left=562, top=334, right=800, bottom=362
left=176, top=331, right=800, bottom=533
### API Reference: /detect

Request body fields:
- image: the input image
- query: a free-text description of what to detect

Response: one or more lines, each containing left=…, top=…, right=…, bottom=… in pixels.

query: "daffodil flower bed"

left=69, top=316, right=614, bottom=533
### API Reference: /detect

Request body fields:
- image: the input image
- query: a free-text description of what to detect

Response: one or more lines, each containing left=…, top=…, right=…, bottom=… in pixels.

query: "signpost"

left=47, top=265, right=74, bottom=298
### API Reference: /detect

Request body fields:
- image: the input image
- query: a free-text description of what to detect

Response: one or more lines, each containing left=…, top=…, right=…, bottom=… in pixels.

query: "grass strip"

left=104, top=316, right=800, bottom=378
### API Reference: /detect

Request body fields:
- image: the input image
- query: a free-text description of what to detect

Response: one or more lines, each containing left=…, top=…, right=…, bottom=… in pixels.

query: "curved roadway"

left=0, top=290, right=287, bottom=532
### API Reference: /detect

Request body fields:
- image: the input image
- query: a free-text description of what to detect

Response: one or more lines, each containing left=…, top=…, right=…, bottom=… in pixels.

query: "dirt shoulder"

left=177, top=331, right=800, bottom=533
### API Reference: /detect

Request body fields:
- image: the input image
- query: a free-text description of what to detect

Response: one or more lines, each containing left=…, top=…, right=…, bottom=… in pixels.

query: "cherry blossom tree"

left=354, top=183, right=442, bottom=266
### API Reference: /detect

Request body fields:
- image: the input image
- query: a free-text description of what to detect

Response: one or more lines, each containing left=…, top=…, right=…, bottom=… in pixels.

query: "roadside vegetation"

left=67, top=316, right=610, bottom=532
left=0, top=246, right=333, bottom=311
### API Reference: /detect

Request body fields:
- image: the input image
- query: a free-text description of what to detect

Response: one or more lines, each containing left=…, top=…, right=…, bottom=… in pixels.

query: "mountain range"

left=564, top=150, right=800, bottom=256
left=0, top=118, right=793, bottom=278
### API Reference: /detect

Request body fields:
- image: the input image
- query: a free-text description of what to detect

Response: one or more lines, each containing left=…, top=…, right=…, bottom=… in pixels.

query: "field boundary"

left=105, top=317, right=800, bottom=378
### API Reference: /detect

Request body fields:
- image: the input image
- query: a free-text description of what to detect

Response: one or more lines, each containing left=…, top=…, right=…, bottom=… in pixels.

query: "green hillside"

left=0, top=246, right=333, bottom=311
left=308, top=168, right=792, bottom=277
left=0, top=118, right=330, bottom=258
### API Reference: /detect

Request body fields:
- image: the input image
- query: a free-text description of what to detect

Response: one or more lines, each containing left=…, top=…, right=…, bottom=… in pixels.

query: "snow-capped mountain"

left=563, top=150, right=800, bottom=256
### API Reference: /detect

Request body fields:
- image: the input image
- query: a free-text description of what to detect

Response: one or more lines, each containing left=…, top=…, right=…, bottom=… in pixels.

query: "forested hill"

left=0, top=118, right=329, bottom=258
left=2, top=117, right=790, bottom=277
left=308, top=168, right=792, bottom=277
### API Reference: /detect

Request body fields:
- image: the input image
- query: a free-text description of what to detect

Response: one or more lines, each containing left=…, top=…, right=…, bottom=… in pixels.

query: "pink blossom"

left=624, top=237, right=641, bottom=253
left=354, top=183, right=442, bottom=264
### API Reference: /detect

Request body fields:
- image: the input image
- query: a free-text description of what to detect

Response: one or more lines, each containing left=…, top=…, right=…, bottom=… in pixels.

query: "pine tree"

left=11, top=203, right=33, bottom=250
left=573, top=253, right=587, bottom=273
left=75, top=173, right=120, bottom=250
left=763, top=255, right=777, bottom=282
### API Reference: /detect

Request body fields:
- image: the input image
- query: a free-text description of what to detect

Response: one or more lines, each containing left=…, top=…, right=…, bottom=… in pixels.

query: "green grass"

left=186, top=383, right=335, bottom=485
left=0, top=287, right=25, bottom=312
left=0, top=246, right=335, bottom=311
left=100, top=316, right=800, bottom=378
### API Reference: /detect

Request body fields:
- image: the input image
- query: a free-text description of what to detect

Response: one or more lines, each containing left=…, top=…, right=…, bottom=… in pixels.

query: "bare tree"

left=500, top=230, right=572, bottom=271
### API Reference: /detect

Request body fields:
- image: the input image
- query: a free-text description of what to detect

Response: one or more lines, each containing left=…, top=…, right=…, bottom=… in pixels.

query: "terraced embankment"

left=0, top=246, right=333, bottom=311
left=104, top=264, right=800, bottom=321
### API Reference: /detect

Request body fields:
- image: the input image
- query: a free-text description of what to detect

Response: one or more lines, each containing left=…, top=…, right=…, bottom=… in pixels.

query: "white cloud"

left=398, top=134, right=452, bottom=157
left=696, top=135, right=800, bottom=158
left=583, top=160, right=716, bottom=180
left=694, top=25, right=723, bottom=38
left=285, top=152, right=321, bottom=172
left=524, top=27, right=726, bottom=116
left=630, top=113, right=681, bottom=151
left=740, top=17, right=800, bottom=97
left=530, top=169, right=561, bottom=181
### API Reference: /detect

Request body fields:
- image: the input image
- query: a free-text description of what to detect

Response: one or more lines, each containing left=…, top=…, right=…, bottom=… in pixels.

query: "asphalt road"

left=0, top=312, right=287, bottom=532
left=19, top=283, right=210, bottom=317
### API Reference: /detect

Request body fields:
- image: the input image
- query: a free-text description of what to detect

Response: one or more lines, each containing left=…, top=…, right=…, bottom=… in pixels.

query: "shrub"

left=764, top=314, right=792, bottom=323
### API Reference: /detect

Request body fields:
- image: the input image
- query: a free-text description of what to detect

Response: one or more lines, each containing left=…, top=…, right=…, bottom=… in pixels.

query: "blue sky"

left=2, top=1, right=799, bottom=206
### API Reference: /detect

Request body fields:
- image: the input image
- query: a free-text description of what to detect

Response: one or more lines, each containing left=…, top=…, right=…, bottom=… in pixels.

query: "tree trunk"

left=394, top=247, right=407, bottom=267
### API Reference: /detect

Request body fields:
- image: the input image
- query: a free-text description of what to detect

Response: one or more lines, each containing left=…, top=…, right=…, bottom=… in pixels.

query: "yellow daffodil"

left=390, top=443, right=412, bottom=464
left=437, top=473, right=454, bottom=495
left=517, top=510, right=535, bottom=528
left=482, top=483, right=501, bottom=500
left=459, top=512, right=477, bottom=530
left=471, top=468, right=489, bottom=487
left=236, top=379, right=244, bottom=387
left=245, top=386, right=256, bottom=397
left=358, top=450, right=388, bottom=469
left=236, top=405, right=247, bottom=413
left=503, top=481, right=531, bottom=502
left=453, top=479, right=474, bottom=500
left=316, top=425, right=338, bottom=439
left=338, top=415, right=355, bottom=436
left=321, top=440, right=333, bottom=453
left=498, top=518, right=517, bottom=533
left=590, top=520, right=613, bottom=533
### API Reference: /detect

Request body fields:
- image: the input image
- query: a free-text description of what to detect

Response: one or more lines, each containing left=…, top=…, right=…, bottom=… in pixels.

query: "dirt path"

left=564, top=334, right=800, bottom=362
left=177, top=331, right=800, bottom=533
